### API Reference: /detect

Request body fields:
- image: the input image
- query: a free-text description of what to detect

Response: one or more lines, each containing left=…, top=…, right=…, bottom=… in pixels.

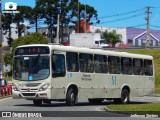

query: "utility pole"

left=56, top=14, right=60, bottom=44
left=60, top=0, right=63, bottom=43
left=0, top=0, right=3, bottom=80
left=145, top=6, right=151, bottom=49
left=78, top=0, right=79, bottom=33
left=84, top=0, right=86, bottom=33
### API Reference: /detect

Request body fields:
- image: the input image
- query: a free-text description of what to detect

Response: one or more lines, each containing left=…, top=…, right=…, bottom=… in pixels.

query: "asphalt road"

left=0, top=96, right=160, bottom=120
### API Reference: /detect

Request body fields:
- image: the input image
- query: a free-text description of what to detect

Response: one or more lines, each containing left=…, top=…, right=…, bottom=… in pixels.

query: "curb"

left=145, top=94, right=160, bottom=97
left=0, top=95, right=12, bottom=99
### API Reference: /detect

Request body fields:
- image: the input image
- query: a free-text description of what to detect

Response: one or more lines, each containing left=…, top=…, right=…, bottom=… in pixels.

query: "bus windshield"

left=13, top=55, right=50, bottom=81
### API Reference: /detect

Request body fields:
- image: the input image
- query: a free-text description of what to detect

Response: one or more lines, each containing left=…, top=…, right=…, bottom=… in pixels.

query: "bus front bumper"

left=12, top=90, right=51, bottom=99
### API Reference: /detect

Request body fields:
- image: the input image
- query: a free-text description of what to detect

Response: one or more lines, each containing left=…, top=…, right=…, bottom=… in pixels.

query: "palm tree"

left=95, top=29, right=101, bottom=33
left=102, top=30, right=122, bottom=47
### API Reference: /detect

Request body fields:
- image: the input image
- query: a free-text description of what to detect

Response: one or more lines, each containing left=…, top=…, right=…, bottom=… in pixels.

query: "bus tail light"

left=39, top=83, right=50, bottom=91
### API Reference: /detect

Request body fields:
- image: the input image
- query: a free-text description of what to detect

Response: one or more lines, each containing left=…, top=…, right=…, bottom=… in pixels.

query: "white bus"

left=12, top=44, right=154, bottom=106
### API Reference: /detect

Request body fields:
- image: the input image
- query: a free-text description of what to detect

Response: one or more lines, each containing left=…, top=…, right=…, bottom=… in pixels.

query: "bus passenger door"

left=51, top=53, right=67, bottom=99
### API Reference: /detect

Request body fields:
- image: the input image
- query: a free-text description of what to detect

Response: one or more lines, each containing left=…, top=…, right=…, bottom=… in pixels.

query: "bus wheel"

left=88, top=99, right=103, bottom=104
left=119, top=89, right=130, bottom=104
left=33, top=100, right=42, bottom=106
left=66, top=88, right=77, bottom=106
left=121, top=89, right=130, bottom=104
left=114, top=89, right=130, bottom=104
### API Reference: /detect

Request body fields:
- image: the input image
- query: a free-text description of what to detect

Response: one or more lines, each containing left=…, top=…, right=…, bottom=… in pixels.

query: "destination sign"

left=15, top=47, right=50, bottom=55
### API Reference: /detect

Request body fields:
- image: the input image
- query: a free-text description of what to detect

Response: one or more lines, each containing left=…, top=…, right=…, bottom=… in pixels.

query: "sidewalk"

left=131, top=94, right=160, bottom=103
left=0, top=95, right=12, bottom=99
left=150, top=94, right=160, bottom=97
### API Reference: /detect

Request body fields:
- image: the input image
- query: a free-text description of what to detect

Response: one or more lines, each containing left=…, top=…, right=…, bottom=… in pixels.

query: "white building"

left=90, top=26, right=160, bottom=47
left=37, top=25, right=160, bottom=47
left=90, top=26, right=127, bottom=44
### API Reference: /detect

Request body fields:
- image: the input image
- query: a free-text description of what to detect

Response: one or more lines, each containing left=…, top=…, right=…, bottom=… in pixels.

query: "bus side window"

left=94, top=55, right=108, bottom=73
left=79, top=53, right=94, bottom=73
left=133, top=58, right=143, bottom=75
left=144, top=60, right=153, bottom=76
left=121, top=57, right=132, bottom=75
left=108, top=56, right=120, bottom=74
left=66, top=52, right=79, bottom=72
left=52, top=54, right=66, bottom=77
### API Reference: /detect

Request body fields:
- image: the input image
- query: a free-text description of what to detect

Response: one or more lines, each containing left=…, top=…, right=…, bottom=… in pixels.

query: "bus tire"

left=121, top=89, right=130, bottom=104
left=114, top=89, right=130, bottom=104
left=88, top=98, right=103, bottom=104
left=33, top=100, right=42, bottom=106
left=117, top=89, right=130, bottom=104
left=66, top=88, right=77, bottom=106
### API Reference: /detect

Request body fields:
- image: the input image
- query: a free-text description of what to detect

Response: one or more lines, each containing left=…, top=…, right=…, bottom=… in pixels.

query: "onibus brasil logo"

left=2, top=2, right=20, bottom=13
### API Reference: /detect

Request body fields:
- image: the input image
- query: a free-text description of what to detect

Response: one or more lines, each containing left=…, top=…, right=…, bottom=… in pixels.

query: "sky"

left=2, top=0, right=160, bottom=31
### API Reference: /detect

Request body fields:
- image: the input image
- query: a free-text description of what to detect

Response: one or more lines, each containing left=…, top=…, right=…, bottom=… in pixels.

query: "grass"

left=106, top=104, right=160, bottom=111
left=155, top=84, right=160, bottom=93
left=106, top=103, right=160, bottom=114
left=119, top=49, right=160, bottom=93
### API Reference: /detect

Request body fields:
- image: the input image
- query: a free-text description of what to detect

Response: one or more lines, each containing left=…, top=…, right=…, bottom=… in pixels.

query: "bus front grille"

left=25, top=83, right=41, bottom=87
left=22, top=93, right=36, bottom=96
left=21, top=89, right=38, bottom=92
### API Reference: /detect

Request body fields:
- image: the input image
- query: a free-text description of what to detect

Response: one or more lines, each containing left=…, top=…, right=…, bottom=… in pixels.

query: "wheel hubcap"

left=122, top=93, right=128, bottom=103
left=71, top=93, right=75, bottom=102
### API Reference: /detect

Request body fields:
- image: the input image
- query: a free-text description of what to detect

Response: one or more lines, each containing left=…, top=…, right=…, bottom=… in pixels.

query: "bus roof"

left=16, top=44, right=153, bottom=60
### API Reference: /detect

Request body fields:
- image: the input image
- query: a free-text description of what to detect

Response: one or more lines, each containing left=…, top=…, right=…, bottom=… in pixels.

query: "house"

left=126, top=27, right=160, bottom=47
left=90, top=26, right=160, bottom=47
left=37, top=25, right=160, bottom=47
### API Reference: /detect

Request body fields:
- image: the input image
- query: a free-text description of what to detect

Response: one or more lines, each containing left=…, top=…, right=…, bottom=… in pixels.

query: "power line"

left=150, top=25, right=160, bottom=29
left=127, top=24, right=146, bottom=28
left=151, top=6, right=160, bottom=9
left=98, top=7, right=145, bottom=19
left=97, top=12, right=145, bottom=24
left=92, top=24, right=146, bottom=29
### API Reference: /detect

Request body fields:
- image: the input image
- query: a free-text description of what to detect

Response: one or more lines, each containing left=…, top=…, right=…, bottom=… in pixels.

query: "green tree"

left=2, top=13, right=13, bottom=47
left=102, top=30, right=122, bottom=47
left=2, top=13, right=12, bottom=31
left=4, top=53, right=13, bottom=65
left=30, top=4, right=45, bottom=32
left=2, top=6, right=33, bottom=47
left=35, top=0, right=59, bottom=42
left=3, top=32, right=48, bottom=77
left=35, top=0, right=99, bottom=41
left=69, top=0, right=99, bottom=32
left=11, top=32, right=48, bottom=53
left=14, top=6, right=33, bottom=37
left=4, top=32, right=48, bottom=64
left=95, top=29, right=102, bottom=33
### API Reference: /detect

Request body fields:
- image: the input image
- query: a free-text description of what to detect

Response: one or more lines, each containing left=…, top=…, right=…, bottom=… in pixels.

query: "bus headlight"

left=39, top=83, right=50, bottom=91
left=12, top=83, right=20, bottom=91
